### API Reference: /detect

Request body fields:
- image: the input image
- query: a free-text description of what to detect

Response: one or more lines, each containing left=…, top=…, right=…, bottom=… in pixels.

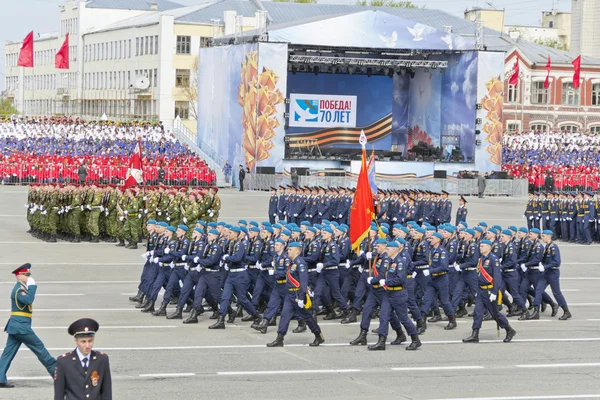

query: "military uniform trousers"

left=313, top=268, right=349, bottom=311
left=341, top=267, right=360, bottom=303
left=413, top=269, right=430, bottom=303
left=350, top=271, right=370, bottom=312
left=148, top=265, right=174, bottom=302
left=405, top=275, right=422, bottom=321
left=0, top=332, right=56, bottom=384
left=379, top=288, right=417, bottom=337
left=247, top=267, right=260, bottom=295
left=421, top=274, right=454, bottom=317
left=500, top=270, right=526, bottom=309
left=451, top=270, right=479, bottom=310
left=519, top=269, right=553, bottom=307
left=190, top=270, right=222, bottom=311
left=137, top=259, right=154, bottom=293
left=534, top=268, right=567, bottom=308
left=472, top=287, right=510, bottom=330
left=161, top=266, right=186, bottom=304
left=277, top=291, right=321, bottom=336
left=219, top=270, right=257, bottom=317
left=251, top=271, right=275, bottom=308
left=263, top=283, right=288, bottom=320
left=569, top=219, right=577, bottom=242
left=140, top=263, right=159, bottom=296
left=360, top=287, right=401, bottom=332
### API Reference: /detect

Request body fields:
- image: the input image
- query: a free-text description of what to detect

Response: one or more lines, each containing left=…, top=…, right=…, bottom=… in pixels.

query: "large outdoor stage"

left=197, top=10, right=505, bottom=179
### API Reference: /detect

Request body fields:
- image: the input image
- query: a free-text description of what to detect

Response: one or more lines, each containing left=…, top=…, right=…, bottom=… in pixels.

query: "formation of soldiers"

left=25, top=183, right=221, bottom=247
left=128, top=192, right=571, bottom=350
left=524, top=190, right=600, bottom=245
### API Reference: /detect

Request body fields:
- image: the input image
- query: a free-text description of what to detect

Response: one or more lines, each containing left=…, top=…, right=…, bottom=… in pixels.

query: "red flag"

left=55, top=34, right=69, bottom=69
left=17, top=31, right=34, bottom=68
left=123, top=140, right=144, bottom=189
left=544, top=56, right=551, bottom=89
left=572, top=55, right=581, bottom=89
left=349, top=132, right=374, bottom=252
left=509, top=58, right=519, bottom=86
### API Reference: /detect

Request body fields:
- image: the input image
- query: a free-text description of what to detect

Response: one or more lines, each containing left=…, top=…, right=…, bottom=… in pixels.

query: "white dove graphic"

left=379, top=31, right=398, bottom=47
left=407, top=25, right=424, bottom=41
left=295, top=106, right=317, bottom=123
left=441, top=34, right=453, bottom=50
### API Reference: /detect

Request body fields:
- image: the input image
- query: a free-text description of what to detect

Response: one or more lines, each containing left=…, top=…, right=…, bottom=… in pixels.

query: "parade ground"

left=1, top=186, right=600, bottom=400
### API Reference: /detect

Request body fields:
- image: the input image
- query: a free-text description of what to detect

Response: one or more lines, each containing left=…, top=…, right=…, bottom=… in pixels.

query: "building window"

left=200, top=37, right=211, bottom=48
left=560, top=125, right=579, bottom=133
left=154, top=36, right=159, bottom=54
left=589, top=126, right=600, bottom=134
left=592, top=83, right=600, bottom=105
left=531, top=81, right=548, bottom=104
left=507, top=84, right=518, bottom=103
left=562, top=82, right=580, bottom=105
left=175, top=101, right=190, bottom=119
left=136, top=38, right=140, bottom=56
left=175, top=69, right=190, bottom=87
left=145, top=36, right=149, bottom=55
left=153, top=69, right=158, bottom=87
left=507, top=122, right=521, bottom=133
left=530, top=124, right=548, bottom=133
left=176, top=36, right=191, bottom=54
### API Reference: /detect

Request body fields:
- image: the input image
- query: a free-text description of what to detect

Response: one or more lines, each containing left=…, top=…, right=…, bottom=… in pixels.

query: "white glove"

left=166, top=217, right=171, bottom=221
left=423, top=269, right=430, bottom=277
left=169, top=262, right=174, bottom=269
left=150, top=250, right=154, bottom=256
left=183, top=217, right=187, bottom=223
left=539, top=264, right=545, bottom=272
left=158, top=212, right=162, bottom=216
left=283, top=211, right=287, bottom=215
left=153, top=257, right=159, bottom=263
left=309, top=215, right=313, bottom=218
left=358, top=266, right=364, bottom=273
left=411, top=271, right=417, bottom=279
left=379, top=279, right=385, bottom=286
left=100, top=206, right=104, bottom=212
left=366, top=252, right=372, bottom=260
left=345, top=260, right=351, bottom=269
left=26, top=277, right=36, bottom=287
left=182, top=255, right=186, bottom=261
left=184, top=264, right=189, bottom=271
left=209, top=212, right=214, bottom=217
left=529, top=216, right=533, bottom=220
left=546, top=216, right=549, bottom=220
left=454, top=263, right=460, bottom=272
left=42, top=211, right=47, bottom=215
left=144, top=209, right=148, bottom=214
left=224, top=264, right=230, bottom=271
left=141, top=252, right=149, bottom=259
left=271, top=261, right=275, bottom=267
left=294, top=214, right=298, bottom=217
left=359, top=250, right=364, bottom=256
left=489, top=293, right=497, bottom=302
left=520, top=264, right=527, bottom=272
left=138, top=214, right=142, bottom=219
left=105, top=211, right=109, bottom=216
left=24, top=204, right=28, bottom=208
left=273, top=214, right=277, bottom=217
left=223, top=254, right=229, bottom=261
left=194, top=256, right=200, bottom=263
left=316, top=263, right=324, bottom=273
left=367, top=277, right=373, bottom=284
left=319, top=212, right=322, bottom=216
left=297, top=299, right=304, bottom=308
left=268, top=269, right=274, bottom=276
left=392, top=217, right=397, bottom=221
left=339, top=214, right=343, bottom=218
left=119, top=216, right=124, bottom=221
left=195, top=266, right=201, bottom=272
left=164, top=247, right=170, bottom=254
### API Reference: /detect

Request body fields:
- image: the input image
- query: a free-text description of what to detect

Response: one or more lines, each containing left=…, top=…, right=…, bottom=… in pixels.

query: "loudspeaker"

left=496, top=171, right=508, bottom=179
left=256, top=166, right=275, bottom=175
left=433, top=170, right=447, bottom=179
left=293, top=167, right=309, bottom=176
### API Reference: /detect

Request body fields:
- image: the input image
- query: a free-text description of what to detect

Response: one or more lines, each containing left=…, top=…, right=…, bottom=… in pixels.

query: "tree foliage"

left=0, top=98, right=19, bottom=116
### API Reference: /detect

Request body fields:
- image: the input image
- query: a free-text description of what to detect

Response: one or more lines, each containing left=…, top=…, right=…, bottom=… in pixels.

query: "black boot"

left=427, top=309, right=442, bottom=323
left=183, top=309, right=199, bottom=324
left=390, top=328, right=407, bottom=345
left=550, top=302, right=559, bottom=317
left=267, top=333, right=284, bottom=347
left=368, top=334, right=386, bottom=351
left=251, top=315, right=263, bottom=330
left=541, top=302, right=547, bottom=313
left=47, top=234, right=57, bottom=243
left=241, top=311, right=256, bottom=322
left=135, top=296, right=148, bottom=308
left=508, top=305, right=525, bottom=317
left=254, top=317, right=270, bottom=334
left=416, top=319, right=427, bottom=335
left=406, top=334, right=422, bottom=351
left=151, top=302, right=167, bottom=316
left=309, top=332, right=325, bottom=347
left=268, top=316, right=277, bottom=326
left=210, top=310, right=219, bottom=319
left=462, top=328, right=479, bottom=343
left=483, top=312, right=493, bottom=321
left=349, top=330, right=368, bottom=346
left=525, top=308, right=540, bottom=320
left=90, top=236, right=99, bottom=243
left=323, top=306, right=337, bottom=320
left=129, top=290, right=143, bottom=302
left=444, top=315, right=457, bottom=330
left=208, top=316, right=226, bottom=329
left=169, top=297, right=179, bottom=306
left=141, top=300, right=155, bottom=313
left=128, top=241, right=138, bottom=250
left=340, top=309, right=357, bottom=324
left=167, top=307, right=183, bottom=319
left=558, top=307, right=572, bottom=320
left=504, top=325, right=517, bottom=342
left=116, top=239, right=125, bottom=247
left=227, top=307, right=237, bottom=323
left=527, top=295, right=534, bottom=310
left=455, top=305, right=468, bottom=318
left=293, top=320, right=307, bottom=333
left=184, top=304, right=193, bottom=313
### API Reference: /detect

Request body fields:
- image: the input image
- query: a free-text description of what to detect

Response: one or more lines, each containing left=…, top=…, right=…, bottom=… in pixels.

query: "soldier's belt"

left=463, top=268, right=476, bottom=271
left=372, top=284, right=384, bottom=289
left=503, top=269, right=516, bottom=272
left=416, top=265, right=429, bottom=269
left=352, top=265, right=361, bottom=269
left=307, top=268, right=317, bottom=272
left=229, top=268, right=245, bottom=273
left=432, top=272, right=447, bottom=277
left=324, top=266, right=338, bottom=270
left=205, top=268, right=220, bottom=273
left=387, top=286, right=403, bottom=291
left=276, top=279, right=287, bottom=284
left=173, top=263, right=187, bottom=267
left=338, top=263, right=347, bottom=267
left=11, top=311, right=32, bottom=318
left=248, top=265, right=258, bottom=269
left=527, top=267, right=540, bottom=270
left=407, top=275, right=413, bottom=279
left=480, top=284, right=493, bottom=289
left=288, top=287, right=300, bottom=292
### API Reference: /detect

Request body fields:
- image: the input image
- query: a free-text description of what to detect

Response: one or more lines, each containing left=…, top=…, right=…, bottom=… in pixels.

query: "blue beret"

left=423, top=222, right=432, bottom=228
left=542, top=229, right=553, bottom=235
left=288, top=241, right=302, bottom=248
left=530, top=228, right=540, bottom=235
left=249, top=221, right=259, bottom=227
left=291, top=227, right=301, bottom=233
left=147, top=219, right=157, bottom=225
left=508, top=225, right=517, bottom=232
left=465, top=228, right=475, bottom=236
left=408, top=221, right=418, bottom=226
left=431, top=232, right=443, bottom=240
left=370, top=223, right=378, bottom=231
left=194, top=227, right=205, bottom=234
left=285, top=224, right=294, bottom=230
left=480, top=239, right=493, bottom=246
left=167, top=226, right=176, bottom=232
left=380, top=227, right=389, bottom=234
left=288, top=223, right=298, bottom=228
left=474, top=226, right=484, bottom=233
left=225, top=224, right=233, bottom=229
left=518, top=227, right=529, bottom=233
left=340, top=224, right=349, bottom=230
left=399, top=225, right=409, bottom=234
left=374, top=238, right=387, bottom=245
left=217, top=221, right=226, bottom=227
left=230, top=227, right=241, bottom=233
left=249, top=226, right=260, bottom=233
left=322, top=227, right=334, bottom=235
left=240, top=226, right=248, bottom=234
left=458, top=221, right=468, bottom=228
left=488, top=228, right=499, bottom=235
left=208, top=222, right=217, bottom=228
left=492, top=225, right=502, bottom=231
left=426, top=226, right=436, bottom=231
left=393, top=224, right=403, bottom=230
left=307, top=227, right=317, bottom=233
left=158, top=222, right=169, bottom=228
left=415, top=227, right=426, bottom=234
left=262, top=221, right=272, bottom=227
left=314, top=224, right=322, bottom=230
left=396, top=237, right=406, bottom=245
left=177, top=224, right=188, bottom=232
left=197, top=221, right=207, bottom=226
left=442, top=225, right=455, bottom=233
left=300, top=221, right=311, bottom=227
left=264, top=226, right=274, bottom=234
left=281, top=229, right=291, bottom=236
left=381, top=223, right=390, bottom=229
left=501, top=229, right=513, bottom=236
left=387, top=241, right=399, bottom=248
left=238, top=220, right=247, bottom=225
left=275, top=238, right=286, bottom=245
left=322, top=219, right=330, bottom=225
left=479, top=222, right=488, bottom=227
left=273, top=224, right=283, bottom=229
left=336, top=226, right=347, bottom=233
left=331, top=222, right=339, bottom=228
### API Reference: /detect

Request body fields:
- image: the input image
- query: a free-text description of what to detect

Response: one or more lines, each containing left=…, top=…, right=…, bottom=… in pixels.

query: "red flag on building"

left=509, top=58, right=519, bottom=86
left=17, top=31, right=34, bottom=67
left=349, top=131, right=374, bottom=252
left=123, top=140, right=144, bottom=189
left=544, top=56, right=551, bottom=89
left=55, top=34, right=69, bottom=69
left=572, top=55, right=581, bottom=89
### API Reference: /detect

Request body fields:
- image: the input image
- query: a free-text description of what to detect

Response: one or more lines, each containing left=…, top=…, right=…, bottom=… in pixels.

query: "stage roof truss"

left=288, top=55, right=448, bottom=69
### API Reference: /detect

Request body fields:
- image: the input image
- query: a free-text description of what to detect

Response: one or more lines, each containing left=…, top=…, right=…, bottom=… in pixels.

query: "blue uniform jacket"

left=501, top=241, right=517, bottom=271
left=410, top=239, right=429, bottom=273
left=268, top=195, right=278, bottom=217
left=385, top=254, right=408, bottom=288
left=337, top=236, right=351, bottom=263
left=245, top=238, right=263, bottom=265
left=303, top=239, right=321, bottom=267
left=157, top=238, right=178, bottom=263
left=455, top=205, right=468, bottom=225
left=226, top=239, right=247, bottom=268
left=541, top=242, right=561, bottom=268
left=5, top=283, right=37, bottom=335
left=274, top=252, right=290, bottom=280
left=524, top=239, right=544, bottom=267
left=444, top=238, right=459, bottom=265
left=428, top=245, right=449, bottom=275
left=259, top=239, right=275, bottom=267
left=287, top=256, right=309, bottom=300
left=320, top=239, right=340, bottom=267
left=478, top=253, right=503, bottom=295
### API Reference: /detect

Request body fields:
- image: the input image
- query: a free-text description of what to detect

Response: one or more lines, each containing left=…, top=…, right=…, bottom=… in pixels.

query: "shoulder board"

left=95, top=351, right=108, bottom=357
left=57, top=352, right=72, bottom=359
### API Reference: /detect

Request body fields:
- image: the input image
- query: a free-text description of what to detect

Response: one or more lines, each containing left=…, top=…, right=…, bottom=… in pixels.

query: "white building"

left=571, top=0, right=600, bottom=58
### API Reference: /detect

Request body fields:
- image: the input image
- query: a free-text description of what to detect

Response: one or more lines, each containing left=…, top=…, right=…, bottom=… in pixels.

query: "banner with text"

left=289, top=94, right=357, bottom=128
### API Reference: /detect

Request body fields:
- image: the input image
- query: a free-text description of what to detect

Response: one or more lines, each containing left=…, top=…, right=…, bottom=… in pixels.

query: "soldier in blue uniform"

left=529, top=230, right=572, bottom=320
left=369, top=239, right=422, bottom=351
left=136, top=222, right=168, bottom=310
left=250, top=227, right=275, bottom=312
left=266, top=242, right=324, bottom=347
left=316, top=187, right=331, bottom=224
left=268, top=187, right=278, bottom=224
left=277, top=186, right=288, bottom=223
left=438, top=191, right=452, bottom=225
left=130, top=220, right=158, bottom=304
left=451, top=228, right=480, bottom=318
left=499, top=230, right=527, bottom=317
left=455, top=196, right=468, bottom=226
left=463, top=240, right=517, bottom=343
left=141, top=225, right=178, bottom=313
left=524, top=193, right=536, bottom=230
left=0, top=264, right=56, bottom=388
left=313, top=227, right=349, bottom=319
left=241, top=227, right=264, bottom=319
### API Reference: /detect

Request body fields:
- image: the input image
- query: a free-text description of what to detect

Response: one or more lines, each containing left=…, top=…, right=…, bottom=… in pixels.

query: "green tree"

left=0, top=98, right=18, bottom=116
left=532, top=37, right=568, bottom=51
left=356, top=0, right=421, bottom=7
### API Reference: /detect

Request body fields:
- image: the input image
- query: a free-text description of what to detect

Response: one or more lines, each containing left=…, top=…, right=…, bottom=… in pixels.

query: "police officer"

left=0, top=264, right=56, bottom=388
left=455, top=196, right=468, bottom=226
left=54, top=318, right=112, bottom=400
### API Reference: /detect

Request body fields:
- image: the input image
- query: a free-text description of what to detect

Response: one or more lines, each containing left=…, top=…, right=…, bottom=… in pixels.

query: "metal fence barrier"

left=244, top=174, right=529, bottom=197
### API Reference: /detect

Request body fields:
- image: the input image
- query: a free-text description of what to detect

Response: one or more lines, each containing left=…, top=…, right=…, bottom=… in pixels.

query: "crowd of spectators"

left=502, top=130, right=600, bottom=191
left=0, top=116, right=216, bottom=186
